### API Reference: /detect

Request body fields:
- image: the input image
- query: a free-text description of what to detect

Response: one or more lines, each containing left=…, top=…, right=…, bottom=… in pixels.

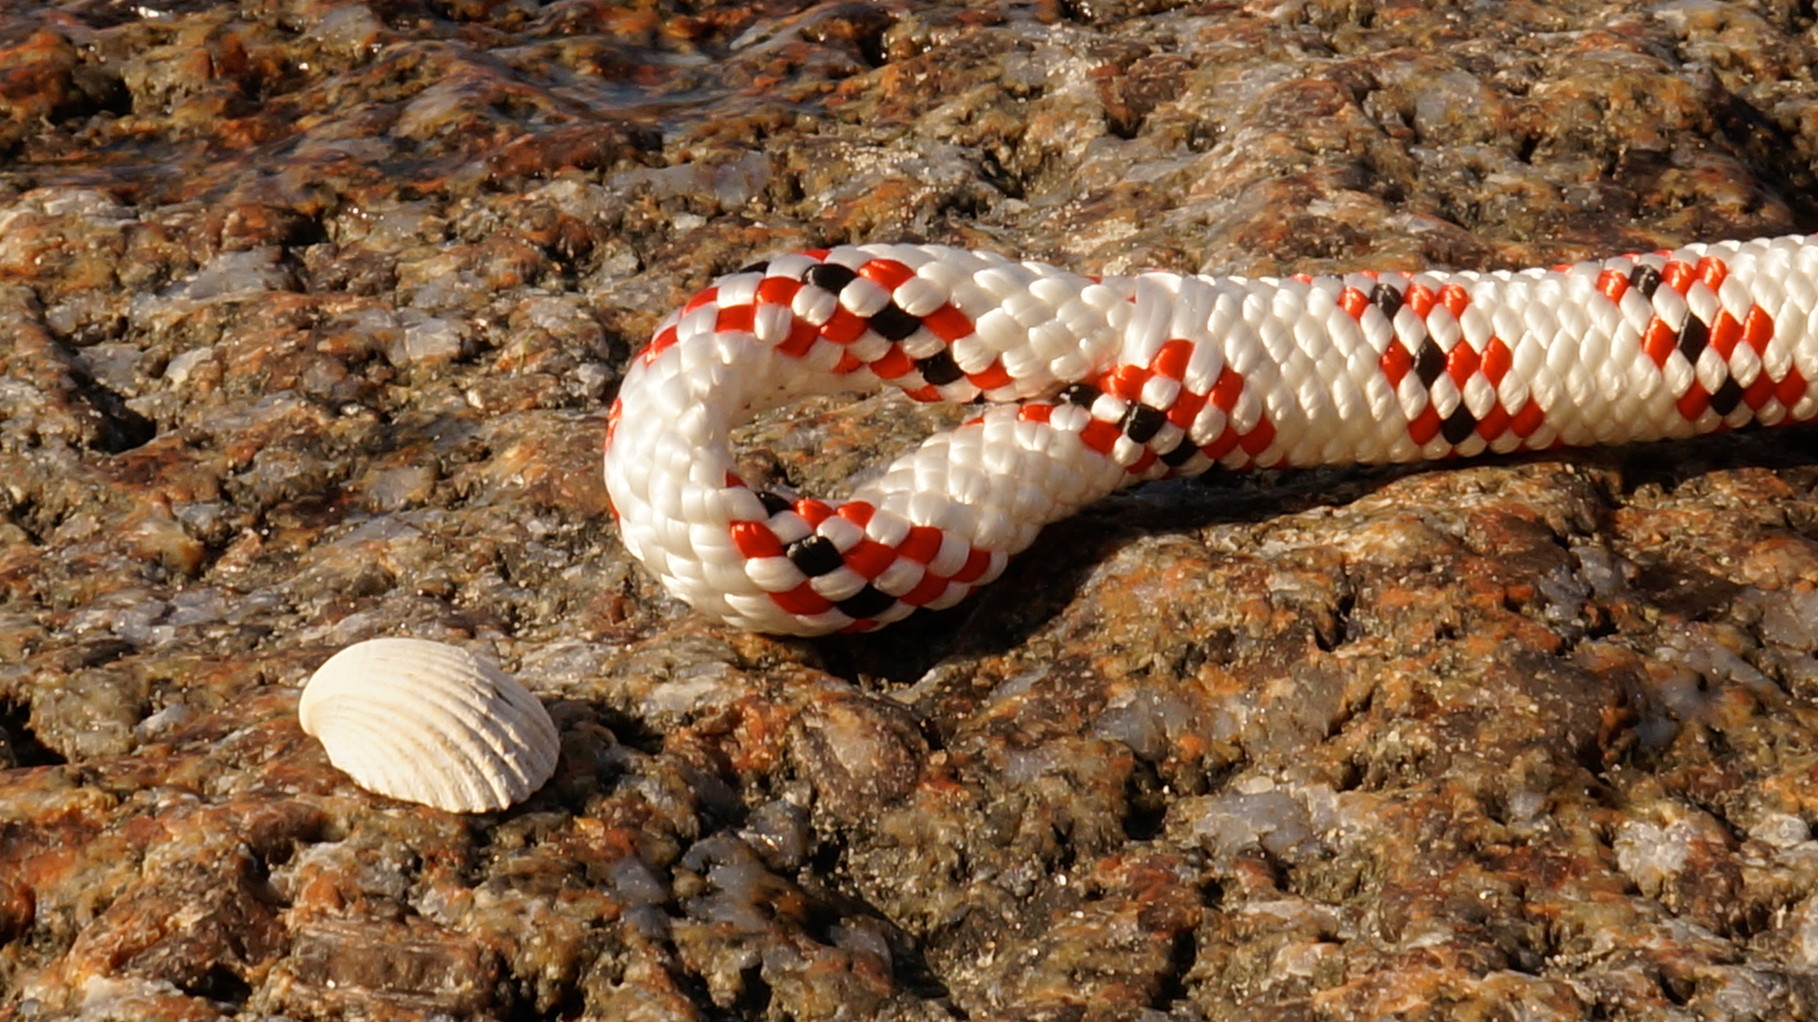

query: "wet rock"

left=261, top=916, right=501, bottom=1019
left=4, top=0, right=1818, bottom=1019
left=791, top=685, right=927, bottom=820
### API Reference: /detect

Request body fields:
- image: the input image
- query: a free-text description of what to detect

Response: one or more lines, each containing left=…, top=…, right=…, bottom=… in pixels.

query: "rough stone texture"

left=3, top=0, right=1818, bottom=1019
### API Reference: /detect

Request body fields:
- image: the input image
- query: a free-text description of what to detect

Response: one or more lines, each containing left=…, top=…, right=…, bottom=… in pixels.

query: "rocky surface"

left=3, top=0, right=1818, bottom=1019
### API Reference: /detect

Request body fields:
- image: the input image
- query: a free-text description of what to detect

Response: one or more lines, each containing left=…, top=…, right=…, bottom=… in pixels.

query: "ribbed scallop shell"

left=299, top=637, right=559, bottom=812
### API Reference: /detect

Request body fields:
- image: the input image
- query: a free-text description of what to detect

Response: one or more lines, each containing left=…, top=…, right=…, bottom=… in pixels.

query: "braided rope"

left=604, top=237, right=1818, bottom=636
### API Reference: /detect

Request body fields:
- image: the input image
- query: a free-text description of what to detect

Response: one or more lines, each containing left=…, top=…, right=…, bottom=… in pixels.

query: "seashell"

left=299, top=637, right=559, bottom=812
